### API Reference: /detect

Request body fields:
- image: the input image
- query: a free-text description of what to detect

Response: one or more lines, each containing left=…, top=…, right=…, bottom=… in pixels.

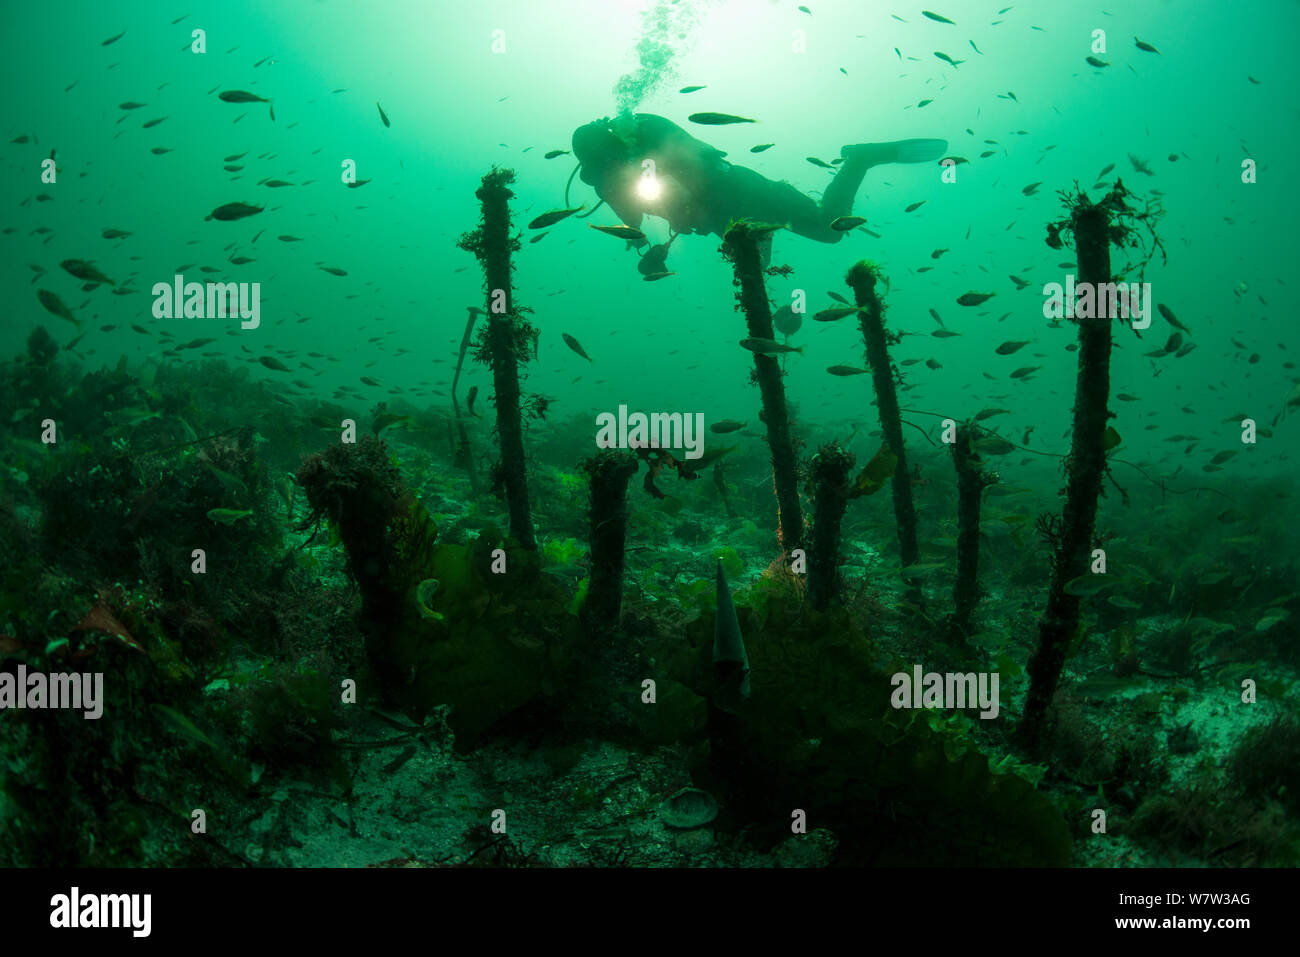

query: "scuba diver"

left=569, top=112, right=947, bottom=273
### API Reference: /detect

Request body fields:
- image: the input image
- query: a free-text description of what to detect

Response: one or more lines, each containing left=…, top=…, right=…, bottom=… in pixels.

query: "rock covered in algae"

left=661, top=787, right=719, bottom=829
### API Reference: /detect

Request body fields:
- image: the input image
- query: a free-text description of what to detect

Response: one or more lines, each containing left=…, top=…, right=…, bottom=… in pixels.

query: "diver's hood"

left=572, top=118, right=630, bottom=186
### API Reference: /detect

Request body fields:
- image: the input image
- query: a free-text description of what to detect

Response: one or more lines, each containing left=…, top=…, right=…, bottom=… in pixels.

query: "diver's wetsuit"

left=571, top=113, right=946, bottom=245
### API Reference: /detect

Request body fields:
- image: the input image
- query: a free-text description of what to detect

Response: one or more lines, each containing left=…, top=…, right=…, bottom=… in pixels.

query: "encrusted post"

left=723, top=219, right=804, bottom=555
left=846, top=260, right=921, bottom=605
left=807, top=442, right=855, bottom=610
left=1018, top=191, right=1118, bottom=754
left=458, top=168, right=536, bottom=550
left=581, top=450, right=639, bottom=645
left=950, top=423, right=994, bottom=640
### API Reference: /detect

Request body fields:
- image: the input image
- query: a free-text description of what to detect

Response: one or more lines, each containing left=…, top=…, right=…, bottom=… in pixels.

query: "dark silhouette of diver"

left=570, top=113, right=947, bottom=271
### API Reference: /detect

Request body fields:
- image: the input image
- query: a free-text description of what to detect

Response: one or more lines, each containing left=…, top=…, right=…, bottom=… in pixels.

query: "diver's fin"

left=841, top=138, right=949, bottom=166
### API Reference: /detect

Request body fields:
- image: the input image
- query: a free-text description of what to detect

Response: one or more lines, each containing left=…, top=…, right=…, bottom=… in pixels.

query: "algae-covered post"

left=807, top=442, right=855, bottom=610
left=722, top=219, right=804, bottom=555
left=845, top=260, right=921, bottom=604
left=950, top=423, right=993, bottom=640
left=1018, top=188, right=1121, bottom=754
left=580, top=450, right=639, bottom=646
left=457, top=167, right=537, bottom=550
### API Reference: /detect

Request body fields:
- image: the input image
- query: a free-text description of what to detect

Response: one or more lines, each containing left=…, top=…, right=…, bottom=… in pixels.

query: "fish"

left=957, top=291, right=995, bottom=306
left=969, top=40, right=983, bottom=54
left=772, top=305, right=802, bottom=337
left=980, top=150, right=996, bottom=158
left=1098, top=163, right=1115, bottom=177
left=61, top=259, right=116, bottom=285
left=740, top=338, right=803, bottom=356
left=643, top=271, right=676, bottom=282
left=562, top=333, right=592, bottom=361
left=588, top=224, right=645, bottom=241
left=102, top=30, right=127, bottom=46
left=101, top=228, right=131, bottom=239
left=931, top=249, right=948, bottom=259
left=258, top=356, right=291, bottom=372
left=827, top=365, right=869, bottom=376
left=528, top=206, right=584, bottom=229
left=972, top=435, right=1015, bottom=456
left=679, top=85, right=707, bottom=93
left=376, top=101, right=391, bottom=127
left=263, top=179, right=294, bottom=187
left=932, top=330, right=961, bottom=338
left=207, top=508, right=254, bottom=526
left=206, top=202, right=263, bottom=221
left=1134, top=37, right=1160, bottom=54
left=1085, top=56, right=1109, bottom=68
left=1128, top=153, right=1153, bottom=175
left=934, top=52, right=964, bottom=69
left=119, top=101, right=146, bottom=110
left=466, top=386, right=479, bottom=417
left=996, top=340, right=1031, bottom=355
left=921, top=11, right=956, bottom=24
left=1022, top=182, right=1041, bottom=195
left=142, top=117, right=167, bottom=128
left=710, top=420, right=747, bottom=433
left=807, top=156, right=834, bottom=169
left=1009, top=366, right=1040, bottom=379
left=813, top=306, right=862, bottom=322
left=975, top=408, right=1010, bottom=421
left=219, top=90, right=270, bottom=104
left=319, top=266, right=347, bottom=276
left=278, top=235, right=303, bottom=242
left=749, top=144, right=774, bottom=153
left=830, top=216, right=866, bottom=231
left=1009, top=275, right=1030, bottom=290
left=207, top=465, right=248, bottom=497
left=1157, top=303, right=1190, bottom=333
left=37, top=289, right=80, bottom=326
left=687, top=113, right=756, bottom=125
left=225, top=152, right=248, bottom=162
left=905, top=201, right=926, bottom=213
left=544, top=149, right=570, bottom=159
left=360, top=376, right=382, bottom=387
left=826, top=292, right=849, bottom=305
left=677, top=444, right=738, bottom=475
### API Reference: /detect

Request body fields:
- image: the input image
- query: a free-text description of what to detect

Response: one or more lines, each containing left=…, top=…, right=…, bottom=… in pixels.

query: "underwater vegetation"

left=2, top=161, right=1297, bottom=870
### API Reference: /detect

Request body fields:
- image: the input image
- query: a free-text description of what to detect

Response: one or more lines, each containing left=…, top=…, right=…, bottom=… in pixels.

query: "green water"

left=1, top=0, right=1298, bottom=869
